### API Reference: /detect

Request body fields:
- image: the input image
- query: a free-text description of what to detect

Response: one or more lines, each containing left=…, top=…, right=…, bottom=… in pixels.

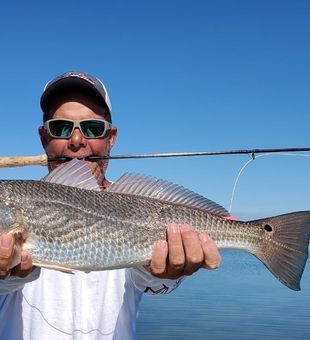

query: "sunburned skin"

left=39, top=97, right=117, bottom=184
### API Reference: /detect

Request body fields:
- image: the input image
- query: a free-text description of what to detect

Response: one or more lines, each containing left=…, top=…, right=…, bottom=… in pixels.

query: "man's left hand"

left=148, top=223, right=221, bottom=279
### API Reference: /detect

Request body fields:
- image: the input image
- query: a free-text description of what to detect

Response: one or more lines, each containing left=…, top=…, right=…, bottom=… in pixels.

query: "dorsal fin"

left=42, top=159, right=101, bottom=191
left=108, top=173, right=229, bottom=217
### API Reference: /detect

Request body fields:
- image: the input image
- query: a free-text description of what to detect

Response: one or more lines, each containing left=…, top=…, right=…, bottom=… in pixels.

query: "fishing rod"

left=0, top=147, right=310, bottom=168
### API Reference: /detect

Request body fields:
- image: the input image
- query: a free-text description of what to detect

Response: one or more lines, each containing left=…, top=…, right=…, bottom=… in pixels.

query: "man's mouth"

left=47, top=155, right=109, bottom=162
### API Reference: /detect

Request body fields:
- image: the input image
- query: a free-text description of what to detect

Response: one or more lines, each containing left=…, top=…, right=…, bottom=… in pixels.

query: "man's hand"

left=148, top=223, right=221, bottom=279
left=0, top=234, right=33, bottom=279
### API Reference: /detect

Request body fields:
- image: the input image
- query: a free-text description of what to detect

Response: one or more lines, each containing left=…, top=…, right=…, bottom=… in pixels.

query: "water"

left=137, top=250, right=310, bottom=339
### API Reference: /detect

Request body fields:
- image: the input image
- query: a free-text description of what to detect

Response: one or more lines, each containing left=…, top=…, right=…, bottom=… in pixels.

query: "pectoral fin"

left=32, top=261, right=75, bottom=274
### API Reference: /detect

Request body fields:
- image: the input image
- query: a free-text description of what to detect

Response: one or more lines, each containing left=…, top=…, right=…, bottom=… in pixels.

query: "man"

left=0, top=71, right=221, bottom=339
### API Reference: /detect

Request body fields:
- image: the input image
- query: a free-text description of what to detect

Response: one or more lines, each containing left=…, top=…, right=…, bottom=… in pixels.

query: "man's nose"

left=68, top=128, right=87, bottom=149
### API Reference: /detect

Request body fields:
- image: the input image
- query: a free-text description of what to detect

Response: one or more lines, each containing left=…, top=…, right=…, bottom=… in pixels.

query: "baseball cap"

left=40, top=71, right=112, bottom=122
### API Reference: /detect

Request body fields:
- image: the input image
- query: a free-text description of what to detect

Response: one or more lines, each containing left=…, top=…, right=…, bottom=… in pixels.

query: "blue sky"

left=0, top=0, right=309, bottom=219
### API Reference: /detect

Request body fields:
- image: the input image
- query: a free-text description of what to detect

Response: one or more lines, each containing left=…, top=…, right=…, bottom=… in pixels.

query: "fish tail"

left=252, top=211, right=310, bottom=291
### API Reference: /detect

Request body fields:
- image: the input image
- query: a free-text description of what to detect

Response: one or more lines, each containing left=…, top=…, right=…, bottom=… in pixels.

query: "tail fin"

left=251, top=211, right=310, bottom=291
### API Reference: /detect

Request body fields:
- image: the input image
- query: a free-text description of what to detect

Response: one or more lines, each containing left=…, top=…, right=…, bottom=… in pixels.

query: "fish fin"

left=108, top=173, right=229, bottom=217
left=252, top=211, right=310, bottom=291
left=42, top=159, right=101, bottom=191
left=32, top=261, right=76, bottom=274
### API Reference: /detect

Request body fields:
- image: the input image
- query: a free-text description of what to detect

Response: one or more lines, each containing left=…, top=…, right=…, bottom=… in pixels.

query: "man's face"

left=39, top=93, right=117, bottom=184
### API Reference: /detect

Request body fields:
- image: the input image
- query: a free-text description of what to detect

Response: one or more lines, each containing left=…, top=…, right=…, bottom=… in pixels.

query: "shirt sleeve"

left=128, top=266, right=185, bottom=295
left=0, top=267, right=41, bottom=295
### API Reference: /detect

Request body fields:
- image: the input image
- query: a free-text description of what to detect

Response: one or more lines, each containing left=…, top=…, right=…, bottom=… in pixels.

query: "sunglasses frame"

left=44, top=118, right=112, bottom=139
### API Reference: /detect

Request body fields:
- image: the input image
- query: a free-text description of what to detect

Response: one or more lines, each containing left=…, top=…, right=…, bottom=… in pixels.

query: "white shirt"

left=0, top=267, right=183, bottom=339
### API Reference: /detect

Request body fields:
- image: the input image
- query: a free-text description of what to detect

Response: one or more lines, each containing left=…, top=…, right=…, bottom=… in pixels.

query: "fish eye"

left=263, top=224, right=273, bottom=233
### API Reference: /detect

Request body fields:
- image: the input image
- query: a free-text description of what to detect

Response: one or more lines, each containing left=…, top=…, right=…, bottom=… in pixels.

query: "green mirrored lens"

left=49, top=120, right=74, bottom=137
left=80, top=120, right=106, bottom=138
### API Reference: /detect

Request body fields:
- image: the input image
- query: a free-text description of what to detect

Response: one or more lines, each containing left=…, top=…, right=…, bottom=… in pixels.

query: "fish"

left=0, top=159, right=310, bottom=291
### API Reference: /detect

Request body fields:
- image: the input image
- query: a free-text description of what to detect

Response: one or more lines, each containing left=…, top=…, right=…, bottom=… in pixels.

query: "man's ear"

left=108, top=126, right=118, bottom=149
left=38, top=126, right=48, bottom=150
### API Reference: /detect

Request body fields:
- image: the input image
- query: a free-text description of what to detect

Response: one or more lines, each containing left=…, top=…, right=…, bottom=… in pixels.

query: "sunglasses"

left=44, top=118, right=112, bottom=139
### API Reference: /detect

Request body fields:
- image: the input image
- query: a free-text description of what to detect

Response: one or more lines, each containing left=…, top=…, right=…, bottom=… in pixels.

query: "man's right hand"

left=0, top=234, right=33, bottom=279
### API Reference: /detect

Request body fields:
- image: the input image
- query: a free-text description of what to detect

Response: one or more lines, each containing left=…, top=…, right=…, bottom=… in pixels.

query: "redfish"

left=0, top=159, right=309, bottom=290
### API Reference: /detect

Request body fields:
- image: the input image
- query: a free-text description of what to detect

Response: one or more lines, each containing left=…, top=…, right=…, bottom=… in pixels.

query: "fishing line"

left=22, top=292, right=113, bottom=338
left=228, top=153, right=310, bottom=214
